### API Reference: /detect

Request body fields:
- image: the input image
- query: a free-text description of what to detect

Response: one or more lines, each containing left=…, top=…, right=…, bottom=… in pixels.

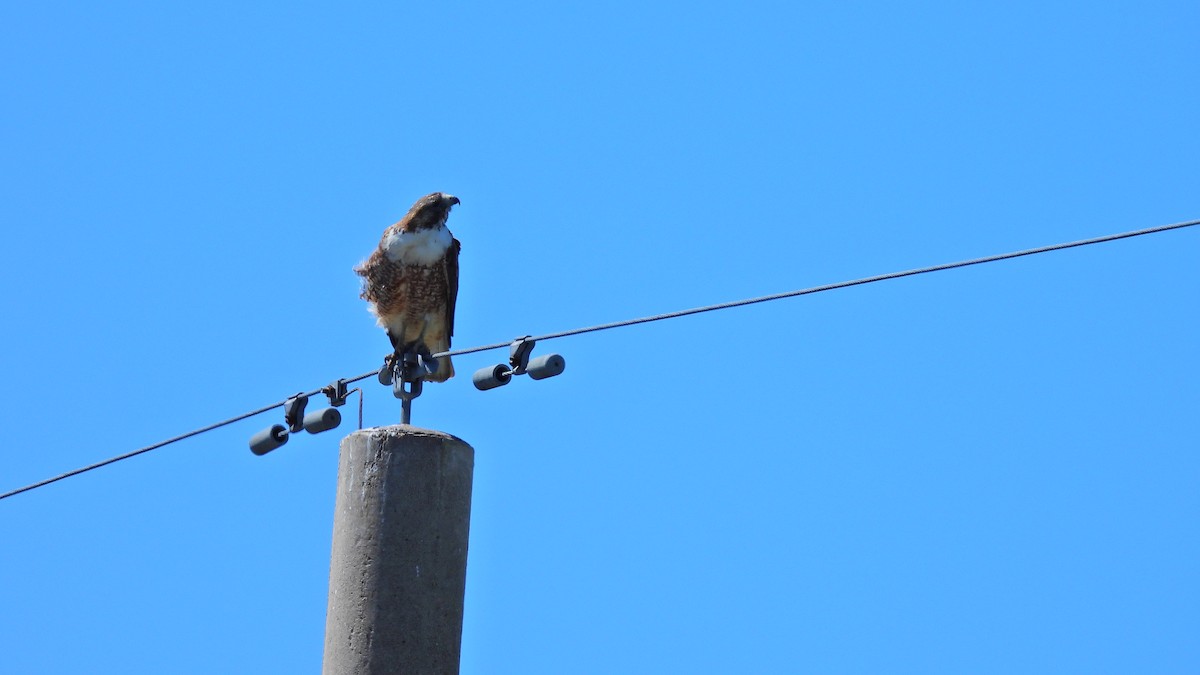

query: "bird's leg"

left=406, top=317, right=431, bottom=355
left=410, top=318, right=439, bottom=378
left=381, top=319, right=438, bottom=388
left=394, top=318, right=438, bottom=380
left=379, top=328, right=406, bottom=386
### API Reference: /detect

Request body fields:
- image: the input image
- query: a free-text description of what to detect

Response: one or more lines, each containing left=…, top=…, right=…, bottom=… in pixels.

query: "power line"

left=2, top=217, right=1196, bottom=501
left=438, top=217, right=1200, bottom=357
left=0, top=404, right=282, bottom=500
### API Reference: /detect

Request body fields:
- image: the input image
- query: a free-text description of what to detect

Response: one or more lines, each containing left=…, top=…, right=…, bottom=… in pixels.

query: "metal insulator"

left=250, top=424, right=289, bottom=456
left=303, top=407, right=342, bottom=434
left=525, top=354, right=566, bottom=380
left=472, top=364, right=512, bottom=391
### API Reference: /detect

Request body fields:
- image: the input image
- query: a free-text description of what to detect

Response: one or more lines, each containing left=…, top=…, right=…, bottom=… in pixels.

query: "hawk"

left=356, top=192, right=461, bottom=383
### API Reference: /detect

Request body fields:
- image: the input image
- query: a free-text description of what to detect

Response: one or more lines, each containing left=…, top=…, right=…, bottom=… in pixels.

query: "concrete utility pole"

left=323, top=426, right=475, bottom=675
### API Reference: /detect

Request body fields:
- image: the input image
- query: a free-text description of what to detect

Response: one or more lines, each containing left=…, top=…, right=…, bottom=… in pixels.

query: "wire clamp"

left=284, top=394, right=308, bottom=433
left=322, top=379, right=351, bottom=407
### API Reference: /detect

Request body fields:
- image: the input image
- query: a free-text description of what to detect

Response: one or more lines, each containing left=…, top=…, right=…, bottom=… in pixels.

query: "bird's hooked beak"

left=444, top=194, right=461, bottom=206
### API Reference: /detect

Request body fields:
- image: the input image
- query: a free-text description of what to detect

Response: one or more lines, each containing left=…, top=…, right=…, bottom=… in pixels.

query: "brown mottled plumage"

left=356, top=192, right=461, bottom=382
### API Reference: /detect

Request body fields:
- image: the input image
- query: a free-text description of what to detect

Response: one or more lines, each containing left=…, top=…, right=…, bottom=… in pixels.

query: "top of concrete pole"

left=324, top=424, right=475, bottom=675
left=350, top=424, right=469, bottom=444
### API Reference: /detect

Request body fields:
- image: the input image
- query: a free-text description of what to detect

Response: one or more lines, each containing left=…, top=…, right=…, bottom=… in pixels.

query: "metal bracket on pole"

left=384, top=350, right=438, bottom=425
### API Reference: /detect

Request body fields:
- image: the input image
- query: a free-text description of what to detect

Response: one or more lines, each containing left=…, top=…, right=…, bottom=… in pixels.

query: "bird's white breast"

left=383, top=225, right=452, bottom=265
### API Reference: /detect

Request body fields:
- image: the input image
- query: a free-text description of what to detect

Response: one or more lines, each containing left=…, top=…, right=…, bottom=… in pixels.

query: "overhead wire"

left=2, top=217, right=1196, bottom=501
left=438, top=217, right=1200, bottom=357
left=0, top=402, right=281, bottom=500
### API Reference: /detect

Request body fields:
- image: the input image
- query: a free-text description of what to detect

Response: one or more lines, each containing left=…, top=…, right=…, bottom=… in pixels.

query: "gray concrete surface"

left=323, top=426, right=474, bottom=675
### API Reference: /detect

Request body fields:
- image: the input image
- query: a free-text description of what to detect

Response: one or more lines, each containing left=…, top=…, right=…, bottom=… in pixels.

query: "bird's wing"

left=445, top=237, right=461, bottom=344
left=355, top=247, right=405, bottom=306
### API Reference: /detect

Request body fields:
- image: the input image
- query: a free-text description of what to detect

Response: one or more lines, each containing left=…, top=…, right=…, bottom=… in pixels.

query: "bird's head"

left=404, top=192, right=460, bottom=230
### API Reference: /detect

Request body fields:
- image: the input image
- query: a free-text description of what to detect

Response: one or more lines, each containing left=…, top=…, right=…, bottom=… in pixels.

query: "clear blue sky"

left=2, top=1, right=1197, bottom=673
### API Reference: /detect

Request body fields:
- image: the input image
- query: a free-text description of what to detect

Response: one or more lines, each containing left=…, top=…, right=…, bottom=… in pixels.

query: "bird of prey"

left=355, top=192, right=461, bottom=383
